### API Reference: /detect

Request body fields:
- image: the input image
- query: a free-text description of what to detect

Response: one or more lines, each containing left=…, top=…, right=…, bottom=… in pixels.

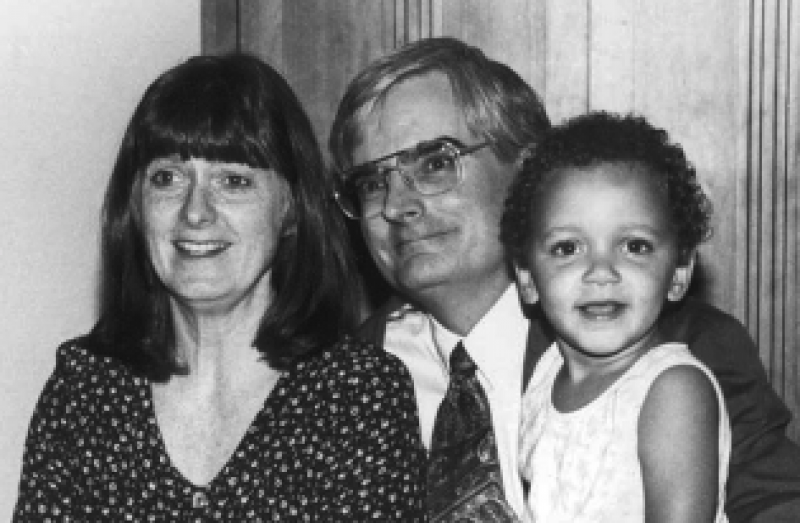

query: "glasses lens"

left=407, top=141, right=460, bottom=195
left=337, top=139, right=466, bottom=219
left=338, top=163, right=385, bottom=218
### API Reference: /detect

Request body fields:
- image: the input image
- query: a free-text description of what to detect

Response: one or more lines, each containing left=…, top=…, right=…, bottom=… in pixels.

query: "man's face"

left=352, top=73, right=516, bottom=309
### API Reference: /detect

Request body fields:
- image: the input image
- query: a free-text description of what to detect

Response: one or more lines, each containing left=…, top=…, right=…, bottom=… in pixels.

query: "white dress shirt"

left=383, top=285, right=530, bottom=517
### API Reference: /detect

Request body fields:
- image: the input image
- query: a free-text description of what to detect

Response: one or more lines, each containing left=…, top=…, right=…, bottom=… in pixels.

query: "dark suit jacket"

left=357, top=296, right=800, bottom=523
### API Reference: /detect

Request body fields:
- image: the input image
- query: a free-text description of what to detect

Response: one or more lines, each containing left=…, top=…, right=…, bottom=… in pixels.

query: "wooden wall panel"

left=203, top=0, right=800, bottom=440
left=239, top=0, right=394, bottom=147
left=544, top=1, right=590, bottom=122
left=438, top=0, right=547, bottom=96
left=201, top=0, right=239, bottom=55
left=589, top=0, right=636, bottom=111
left=545, top=0, right=745, bottom=314
left=743, top=0, right=800, bottom=440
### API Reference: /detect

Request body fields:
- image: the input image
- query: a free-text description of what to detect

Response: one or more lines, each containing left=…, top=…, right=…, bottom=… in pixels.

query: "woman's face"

left=139, top=156, right=293, bottom=313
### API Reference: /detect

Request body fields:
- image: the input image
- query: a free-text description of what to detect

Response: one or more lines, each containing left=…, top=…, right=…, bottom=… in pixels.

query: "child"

left=501, top=112, right=731, bottom=522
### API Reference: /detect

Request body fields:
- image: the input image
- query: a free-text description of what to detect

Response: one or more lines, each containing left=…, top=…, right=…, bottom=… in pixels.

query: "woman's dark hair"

left=89, top=53, right=364, bottom=380
left=501, top=111, right=713, bottom=267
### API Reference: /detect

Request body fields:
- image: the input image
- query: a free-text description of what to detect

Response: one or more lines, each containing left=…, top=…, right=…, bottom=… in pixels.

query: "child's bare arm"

left=638, top=365, right=722, bottom=523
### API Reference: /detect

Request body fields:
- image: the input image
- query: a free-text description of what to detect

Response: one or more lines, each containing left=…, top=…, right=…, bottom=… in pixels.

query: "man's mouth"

left=395, top=229, right=450, bottom=253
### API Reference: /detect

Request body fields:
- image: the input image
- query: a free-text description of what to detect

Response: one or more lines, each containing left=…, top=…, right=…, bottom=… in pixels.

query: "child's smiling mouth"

left=577, top=301, right=626, bottom=320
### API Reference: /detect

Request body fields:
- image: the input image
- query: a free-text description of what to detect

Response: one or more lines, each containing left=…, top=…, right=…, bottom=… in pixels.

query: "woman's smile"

left=173, top=240, right=231, bottom=257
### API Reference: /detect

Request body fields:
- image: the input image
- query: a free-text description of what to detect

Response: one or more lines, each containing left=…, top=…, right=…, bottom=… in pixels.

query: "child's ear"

left=513, top=263, right=540, bottom=305
left=667, top=250, right=696, bottom=302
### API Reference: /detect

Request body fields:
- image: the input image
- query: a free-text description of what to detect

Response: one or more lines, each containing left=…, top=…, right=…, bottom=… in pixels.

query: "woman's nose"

left=181, top=182, right=216, bottom=226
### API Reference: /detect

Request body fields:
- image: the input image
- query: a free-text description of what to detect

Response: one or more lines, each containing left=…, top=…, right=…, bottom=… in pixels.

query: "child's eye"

left=550, top=240, right=581, bottom=257
left=623, top=238, right=654, bottom=255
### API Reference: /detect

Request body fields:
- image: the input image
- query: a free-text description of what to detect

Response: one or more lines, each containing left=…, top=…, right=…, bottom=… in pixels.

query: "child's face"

left=514, top=161, right=693, bottom=357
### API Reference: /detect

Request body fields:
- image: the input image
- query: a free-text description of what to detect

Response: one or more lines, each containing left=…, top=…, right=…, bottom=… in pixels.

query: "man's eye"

left=355, top=175, right=387, bottom=198
left=418, top=151, right=456, bottom=175
left=550, top=240, right=580, bottom=257
left=624, top=238, right=654, bottom=255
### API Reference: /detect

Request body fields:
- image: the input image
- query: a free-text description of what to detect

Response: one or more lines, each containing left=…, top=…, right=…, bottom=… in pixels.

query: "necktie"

left=426, top=341, right=520, bottom=522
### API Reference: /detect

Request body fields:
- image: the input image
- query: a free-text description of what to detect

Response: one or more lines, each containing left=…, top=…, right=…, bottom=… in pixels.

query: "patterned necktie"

left=426, top=341, right=520, bottom=522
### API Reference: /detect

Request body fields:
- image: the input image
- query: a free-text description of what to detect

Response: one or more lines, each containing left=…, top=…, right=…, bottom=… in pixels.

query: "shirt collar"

left=430, top=285, right=529, bottom=392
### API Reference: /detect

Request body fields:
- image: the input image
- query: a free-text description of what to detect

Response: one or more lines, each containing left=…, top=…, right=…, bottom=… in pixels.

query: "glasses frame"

left=334, top=138, right=491, bottom=220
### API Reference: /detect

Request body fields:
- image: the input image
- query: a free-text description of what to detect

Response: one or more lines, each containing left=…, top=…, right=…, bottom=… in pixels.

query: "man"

left=329, top=37, right=800, bottom=522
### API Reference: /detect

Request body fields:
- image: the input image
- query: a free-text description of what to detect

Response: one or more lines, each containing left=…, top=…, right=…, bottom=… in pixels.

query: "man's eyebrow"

left=435, top=135, right=465, bottom=147
left=358, top=136, right=453, bottom=166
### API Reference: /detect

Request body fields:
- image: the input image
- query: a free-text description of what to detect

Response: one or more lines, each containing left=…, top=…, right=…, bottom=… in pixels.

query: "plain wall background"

left=0, top=1, right=200, bottom=517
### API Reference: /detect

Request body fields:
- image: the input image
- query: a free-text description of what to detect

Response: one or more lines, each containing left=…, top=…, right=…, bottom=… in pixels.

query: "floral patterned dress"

left=13, top=337, right=426, bottom=522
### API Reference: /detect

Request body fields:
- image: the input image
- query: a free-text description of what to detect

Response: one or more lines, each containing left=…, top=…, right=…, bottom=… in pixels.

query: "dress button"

left=192, top=491, right=209, bottom=508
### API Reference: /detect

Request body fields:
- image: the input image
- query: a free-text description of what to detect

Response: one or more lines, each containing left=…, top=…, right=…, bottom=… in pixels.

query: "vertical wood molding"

left=201, top=0, right=239, bottom=55
left=589, top=0, right=635, bottom=111
left=238, top=0, right=282, bottom=71
left=545, top=1, right=590, bottom=122
left=392, top=0, right=437, bottom=46
left=744, top=0, right=800, bottom=439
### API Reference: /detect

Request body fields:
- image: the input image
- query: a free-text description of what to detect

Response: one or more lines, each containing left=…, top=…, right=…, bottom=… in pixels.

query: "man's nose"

left=381, top=170, right=423, bottom=222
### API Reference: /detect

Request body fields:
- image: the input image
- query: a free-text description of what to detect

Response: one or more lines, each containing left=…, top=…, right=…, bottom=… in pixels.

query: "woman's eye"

left=149, top=168, right=179, bottom=188
left=624, top=238, right=654, bottom=255
left=550, top=240, right=580, bottom=257
left=222, top=174, right=253, bottom=189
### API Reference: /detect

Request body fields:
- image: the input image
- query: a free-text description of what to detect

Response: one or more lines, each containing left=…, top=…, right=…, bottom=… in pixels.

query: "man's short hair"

left=329, top=37, right=550, bottom=170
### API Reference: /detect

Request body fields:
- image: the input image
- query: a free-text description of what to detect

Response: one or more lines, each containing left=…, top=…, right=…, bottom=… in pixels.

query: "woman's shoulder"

left=43, top=336, right=147, bottom=402
left=54, top=335, right=140, bottom=377
left=296, top=336, right=410, bottom=376
left=27, top=337, right=149, bottom=436
left=288, top=336, right=414, bottom=397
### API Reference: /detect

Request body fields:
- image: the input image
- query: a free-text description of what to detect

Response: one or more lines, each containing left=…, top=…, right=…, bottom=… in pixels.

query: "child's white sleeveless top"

left=519, top=342, right=731, bottom=523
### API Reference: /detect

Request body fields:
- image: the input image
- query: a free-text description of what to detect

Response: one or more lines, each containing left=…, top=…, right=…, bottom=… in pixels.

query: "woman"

left=13, top=54, right=425, bottom=521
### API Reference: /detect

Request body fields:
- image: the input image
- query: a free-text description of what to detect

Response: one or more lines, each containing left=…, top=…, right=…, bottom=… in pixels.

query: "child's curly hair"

left=501, top=111, right=712, bottom=267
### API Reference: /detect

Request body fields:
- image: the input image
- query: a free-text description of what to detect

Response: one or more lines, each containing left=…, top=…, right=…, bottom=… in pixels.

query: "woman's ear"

left=667, top=250, right=696, bottom=302
left=130, top=174, right=143, bottom=226
left=513, top=263, right=540, bottom=305
left=280, top=186, right=297, bottom=237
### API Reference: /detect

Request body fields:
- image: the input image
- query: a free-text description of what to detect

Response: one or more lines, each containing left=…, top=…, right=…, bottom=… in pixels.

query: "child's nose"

left=583, top=253, right=621, bottom=285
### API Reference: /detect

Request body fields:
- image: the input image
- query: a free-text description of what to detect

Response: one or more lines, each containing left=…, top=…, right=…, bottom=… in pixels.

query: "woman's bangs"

left=139, top=108, right=265, bottom=168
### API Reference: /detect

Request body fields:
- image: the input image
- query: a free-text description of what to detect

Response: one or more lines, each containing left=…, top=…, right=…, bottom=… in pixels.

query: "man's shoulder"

left=355, top=296, right=408, bottom=346
left=660, top=296, right=748, bottom=344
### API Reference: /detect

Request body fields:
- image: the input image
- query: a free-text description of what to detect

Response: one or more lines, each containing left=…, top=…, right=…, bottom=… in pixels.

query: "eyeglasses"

left=334, top=137, right=491, bottom=219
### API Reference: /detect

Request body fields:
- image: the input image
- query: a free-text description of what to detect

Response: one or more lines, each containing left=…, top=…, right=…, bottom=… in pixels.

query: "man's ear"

left=513, top=263, right=540, bottom=305
left=514, top=144, right=534, bottom=171
left=667, top=250, right=696, bottom=302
